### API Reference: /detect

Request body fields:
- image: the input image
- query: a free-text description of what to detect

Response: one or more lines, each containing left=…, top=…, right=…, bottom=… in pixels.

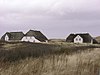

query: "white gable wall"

left=74, top=35, right=83, bottom=43
left=91, top=39, right=93, bottom=44
left=21, top=36, right=40, bottom=42
left=5, top=34, right=9, bottom=41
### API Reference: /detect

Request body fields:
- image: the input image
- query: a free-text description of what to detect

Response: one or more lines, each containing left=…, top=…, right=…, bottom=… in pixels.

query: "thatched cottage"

left=21, top=30, right=48, bottom=42
left=66, top=33, right=98, bottom=44
left=1, top=32, right=24, bottom=42
left=1, top=30, right=48, bottom=42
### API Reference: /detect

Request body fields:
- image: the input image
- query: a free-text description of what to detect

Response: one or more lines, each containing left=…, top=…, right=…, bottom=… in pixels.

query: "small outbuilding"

left=66, top=33, right=98, bottom=44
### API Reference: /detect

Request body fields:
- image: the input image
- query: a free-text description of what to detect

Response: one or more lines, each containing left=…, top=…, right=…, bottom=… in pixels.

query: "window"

left=76, top=38, right=78, bottom=41
left=79, top=38, right=81, bottom=41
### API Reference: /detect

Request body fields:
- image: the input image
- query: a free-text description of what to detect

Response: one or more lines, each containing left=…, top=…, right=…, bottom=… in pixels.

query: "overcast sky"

left=0, top=0, right=100, bottom=39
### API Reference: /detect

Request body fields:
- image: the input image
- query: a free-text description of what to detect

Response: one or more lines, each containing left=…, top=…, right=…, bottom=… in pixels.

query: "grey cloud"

left=0, top=0, right=100, bottom=38
left=0, top=0, right=100, bottom=21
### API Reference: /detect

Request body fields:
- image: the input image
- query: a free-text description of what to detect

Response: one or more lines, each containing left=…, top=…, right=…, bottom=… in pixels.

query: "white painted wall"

left=91, top=39, right=93, bottom=44
left=5, top=34, right=9, bottom=41
left=74, top=35, right=83, bottom=43
left=21, top=36, right=40, bottom=42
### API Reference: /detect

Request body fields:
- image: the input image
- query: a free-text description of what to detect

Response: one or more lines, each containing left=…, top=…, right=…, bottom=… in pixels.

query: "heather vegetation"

left=0, top=41, right=100, bottom=75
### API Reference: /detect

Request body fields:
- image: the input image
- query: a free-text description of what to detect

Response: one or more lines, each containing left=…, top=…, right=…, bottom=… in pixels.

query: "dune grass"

left=0, top=42, right=100, bottom=75
left=0, top=48, right=100, bottom=75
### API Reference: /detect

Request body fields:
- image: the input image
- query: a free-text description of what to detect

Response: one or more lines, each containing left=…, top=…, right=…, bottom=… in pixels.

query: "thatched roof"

left=66, top=34, right=75, bottom=42
left=66, top=33, right=98, bottom=44
left=25, top=30, right=48, bottom=42
left=1, top=32, right=24, bottom=41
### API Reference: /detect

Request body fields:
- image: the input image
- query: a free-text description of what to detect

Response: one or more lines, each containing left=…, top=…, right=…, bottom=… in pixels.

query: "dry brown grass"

left=0, top=42, right=100, bottom=75
left=0, top=42, right=99, bottom=61
left=0, top=48, right=100, bottom=75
